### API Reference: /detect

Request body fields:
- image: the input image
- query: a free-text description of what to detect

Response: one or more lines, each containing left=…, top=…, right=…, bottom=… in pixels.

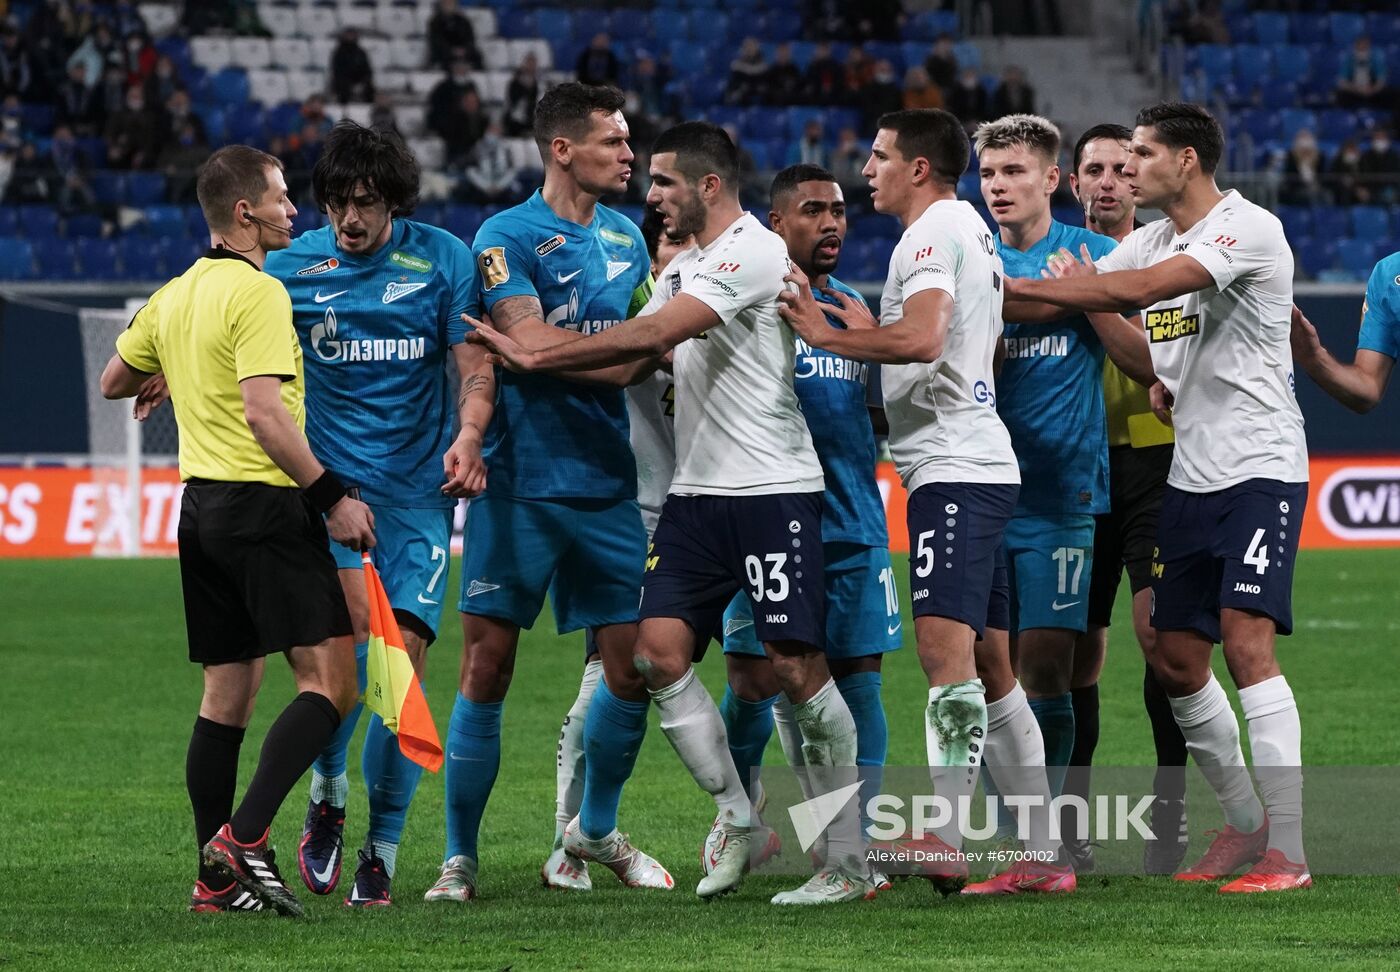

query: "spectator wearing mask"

left=1336, top=36, right=1389, bottom=110
left=843, top=45, right=874, bottom=107
left=428, top=57, right=478, bottom=141
left=1280, top=128, right=1327, bottom=206
left=159, top=117, right=210, bottom=203
left=104, top=84, right=163, bottom=170
left=122, top=30, right=157, bottom=88
left=575, top=33, right=620, bottom=87
left=66, top=23, right=114, bottom=94
left=631, top=52, right=671, bottom=122
left=428, top=0, right=481, bottom=70
left=862, top=59, right=904, bottom=127
left=804, top=41, right=846, bottom=103
left=924, top=34, right=958, bottom=90
left=48, top=124, right=96, bottom=214
left=300, top=94, right=334, bottom=141
left=725, top=37, right=767, bottom=106
left=6, top=140, right=53, bottom=204
left=57, top=63, right=102, bottom=135
left=1359, top=128, right=1399, bottom=204
left=503, top=53, right=539, bottom=137
left=1332, top=138, right=1366, bottom=205
left=785, top=118, right=828, bottom=167
left=330, top=27, right=374, bottom=103
left=370, top=93, right=400, bottom=135
left=763, top=43, right=804, bottom=105
left=991, top=64, right=1036, bottom=117
left=146, top=54, right=182, bottom=108
left=830, top=126, right=865, bottom=188
left=443, top=88, right=489, bottom=168
left=902, top=65, right=944, bottom=111
left=164, top=88, right=207, bottom=146
left=463, top=120, right=520, bottom=203
left=947, top=67, right=989, bottom=128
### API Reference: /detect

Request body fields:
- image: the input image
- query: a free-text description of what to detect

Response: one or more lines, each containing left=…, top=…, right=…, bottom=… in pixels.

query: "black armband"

left=304, top=470, right=348, bottom=513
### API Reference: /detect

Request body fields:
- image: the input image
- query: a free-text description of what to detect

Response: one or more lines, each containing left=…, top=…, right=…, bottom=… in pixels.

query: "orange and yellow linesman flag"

left=362, top=552, right=443, bottom=772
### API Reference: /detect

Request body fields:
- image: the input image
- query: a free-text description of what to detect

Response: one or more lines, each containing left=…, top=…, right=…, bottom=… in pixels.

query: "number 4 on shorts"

left=1244, top=528, right=1270, bottom=575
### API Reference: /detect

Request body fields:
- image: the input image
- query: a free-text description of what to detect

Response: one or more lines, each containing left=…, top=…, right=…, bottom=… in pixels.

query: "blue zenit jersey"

left=1358, top=251, right=1400, bottom=361
left=996, top=220, right=1116, bottom=516
left=795, top=276, right=887, bottom=547
left=266, top=219, right=479, bottom=508
left=452, top=190, right=649, bottom=500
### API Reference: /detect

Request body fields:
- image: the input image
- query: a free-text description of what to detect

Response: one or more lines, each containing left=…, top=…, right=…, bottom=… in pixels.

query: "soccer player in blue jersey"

left=261, top=121, right=488, bottom=908
left=425, top=83, right=672, bottom=903
left=966, top=116, right=1121, bottom=880
left=1291, top=250, right=1400, bottom=411
left=710, top=164, right=898, bottom=878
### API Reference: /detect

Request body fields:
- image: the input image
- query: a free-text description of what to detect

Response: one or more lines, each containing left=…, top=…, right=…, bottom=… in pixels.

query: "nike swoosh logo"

left=556, top=269, right=583, bottom=284
left=417, top=593, right=439, bottom=605
left=887, top=623, right=902, bottom=636
left=314, top=290, right=348, bottom=303
left=1051, top=600, right=1081, bottom=611
left=311, top=847, right=339, bottom=884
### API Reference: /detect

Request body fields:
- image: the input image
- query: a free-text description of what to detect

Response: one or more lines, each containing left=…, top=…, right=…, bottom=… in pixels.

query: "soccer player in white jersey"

left=544, top=209, right=692, bottom=891
left=780, top=108, right=1039, bottom=893
left=471, top=121, right=876, bottom=904
left=1005, top=102, right=1311, bottom=893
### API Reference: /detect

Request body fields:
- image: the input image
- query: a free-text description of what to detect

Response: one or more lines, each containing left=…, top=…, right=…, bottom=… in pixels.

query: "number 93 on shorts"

left=640, top=492, right=826, bottom=650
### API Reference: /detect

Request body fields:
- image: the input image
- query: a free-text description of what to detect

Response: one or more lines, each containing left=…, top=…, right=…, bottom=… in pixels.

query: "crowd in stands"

left=0, top=0, right=1395, bottom=282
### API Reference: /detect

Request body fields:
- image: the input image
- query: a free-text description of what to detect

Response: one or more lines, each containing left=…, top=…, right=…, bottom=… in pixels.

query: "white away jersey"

left=1096, top=190, right=1308, bottom=491
left=626, top=366, right=675, bottom=535
left=879, top=199, right=1019, bottom=491
left=652, top=212, right=824, bottom=496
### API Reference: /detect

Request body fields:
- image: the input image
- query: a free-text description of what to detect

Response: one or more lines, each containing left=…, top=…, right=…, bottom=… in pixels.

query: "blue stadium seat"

left=1190, top=44, right=1234, bottom=88
left=291, top=209, right=323, bottom=235
left=1273, top=45, right=1312, bottom=87
left=1329, top=12, right=1366, bottom=47
left=225, top=109, right=266, bottom=145
left=1276, top=205, right=1313, bottom=241
left=263, top=101, right=302, bottom=137
left=207, top=68, right=250, bottom=105
left=0, top=208, right=18, bottom=236
left=1235, top=108, right=1278, bottom=143
left=89, top=170, right=125, bottom=206
left=909, top=9, right=959, bottom=40
left=184, top=206, right=207, bottom=238
left=652, top=9, right=688, bottom=40
left=1291, top=235, right=1334, bottom=279
left=153, top=236, right=202, bottom=276
left=144, top=205, right=186, bottom=237
left=953, top=40, right=980, bottom=69
left=1256, top=79, right=1298, bottom=111
left=1232, top=44, right=1273, bottom=83
left=1292, top=13, right=1330, bottom=46
left=30, top=237, right=76, bottom=278
left=21, top=103, right=54, bottom=135
left=1352, top=206, right=1390, bottom=241
left=533, top=8, right=575, bottom=46
left=1311, top=207, right=1349, bottom=242
left=606, top=9, right=651, bottom=42
left=765, top=11, right=800, bottom=39
left=74, top=238, right=122, bottom=280
left=125, top=172, right=166, bottom=206
left=1277, top=108, right=1316, bottom=140
left=1338, top=237, right=1376, bottom=280
left=64, top=213, right=104, bottom=238
left=496, top=10, right=538, bottom=38
left=0, top=238, right=35, bottom=279
left=1369, top=13, right=1400, bottom=45
left=1317, top=108, right=1358, bottom=142
left=155, top=36, right=191, bottom=71
left=16, top=205, right=59, bottom=239
left=1251, top=12, right=1290, bottom=46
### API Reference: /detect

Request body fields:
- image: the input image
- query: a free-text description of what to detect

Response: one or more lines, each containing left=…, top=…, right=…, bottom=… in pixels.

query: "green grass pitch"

left=3, top=551, right=1400, bottom=970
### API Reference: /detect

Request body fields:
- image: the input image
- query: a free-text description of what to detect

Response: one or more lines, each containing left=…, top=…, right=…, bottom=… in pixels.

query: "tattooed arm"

left=442, top=341, right=496, bottom=498
left=485, top=295, right=661, bottom=387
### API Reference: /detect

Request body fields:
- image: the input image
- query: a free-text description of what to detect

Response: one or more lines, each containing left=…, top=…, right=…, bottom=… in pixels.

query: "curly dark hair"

left=311, top=120, right=420, bottom=216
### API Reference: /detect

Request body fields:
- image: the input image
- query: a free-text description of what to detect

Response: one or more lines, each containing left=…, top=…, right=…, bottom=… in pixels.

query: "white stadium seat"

left=508, top=39, right=552, bottom=70
left=309, top=37, right=337, bottom=70
left=377, top=69, right=409, bottom=95
left=189, top=36, right=233, bottom=73
left=339, top=102, right=373, bottom=127
left=258, top=4, right=300, bottom=39
left=481, top=43, right=510, bottom=70
left=139, top=3, right=180, bottom=36
left=408, top=136, right=444, bottom=170
left=229, top=37, right=273, bottom=70
left=504, top=138, right=540, bottom=170
left=335, top=4, right=377, bottom=32
left=388, top=38, right=424, bottom=70
left=463, top=7, right=496, bottom=39
left=285, top=69, right=328, bottom=101
left=270, top=37, right=313, bottom=69
left=407, top=70, right=444, bottom=95
left=248, top=69, right=291, bottom=107
left=360, top=37, right=391, bottom=67
left=478, top=70, right=508, bottom=104
left=397, top=103, right=426, bottom=137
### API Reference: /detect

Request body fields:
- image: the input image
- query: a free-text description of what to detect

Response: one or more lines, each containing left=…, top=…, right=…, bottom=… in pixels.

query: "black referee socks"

left=229, top=692, right=342, bottom=845
left=188, top=716, right=246, bottom=887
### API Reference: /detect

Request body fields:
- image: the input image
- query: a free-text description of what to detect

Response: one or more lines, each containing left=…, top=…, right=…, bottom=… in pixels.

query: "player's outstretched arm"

left=485, top=294, right=664, bottom=387
left=778, top=265, right=947, bottom=363
left=1037, top=244, right=1156, bottom=386
left=1291, top=305, right=1394, bottom=414
left=442, top=342, right=496, bottom=498
left=468, top=295, right=719, bottom=373
left=240, top=375, right=376, bottom=550
left=1008, top=252, right=1214, bottom=313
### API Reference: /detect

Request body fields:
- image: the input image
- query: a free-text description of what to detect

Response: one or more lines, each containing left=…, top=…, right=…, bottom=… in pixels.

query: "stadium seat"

left=463, top=8, right=497, bottom=39
left=207, top=68, right=251, bottom=105
left=335, top=4, right=376, bottom=32
left=249, top=70, right=291, bottom=108
left=1337, top=237, right=1377, bottom=280
left=62, top=213, right=102, bottom=238
left=230, top=37, right=273, bottom=70
left=0, top=237, right=36, bottom=279
left=1317, top=108, right=1357, bottom=142
left=387, top=38, right=424, bottom=70
left=1277, top=107, right=1316, bottom=140
left=1369, top=13, right=1400, bottom=45
left=0, top=208, right=18, bottom=237
left=200, top=105, right=229, bottom=143
left=144, top=205, right=187, bottom=238
left=125, top=172, right=167, bottom=207
left=190, top=37, right=233, bottom=73
left=909, top=9, right=959, bottom=40
left=20, top=103, right=54, bottom=135
left=1273, top=45, right=1312, bottom=88
left=73, top=238, right=122, bottom=280
left=1276, top=206, right=1313, bottom=241
left=1251, top=12, right=1290, bottom=46
left=30, top=237, right=76, bottom=279
left=226, top=108, right=268, bottom=145
left=309, top=37, right=337, bottom=70
left=285, top=69, right=328, bottom=102
left=155, top=36, right=192, bottom=71
left=1232, top=44, right=1273, bottom=83
left=1311, top=207, right=1349, bottom=243
left=270, top=38, right=313, bottom=68
left=17, top=205, right=59, bottom=240
left=653, top=9, right=689, bottom=40
left=89, top=171, right=124, bottom=207
left=508, top=39, right=552, bottom=70
left=496, top=10, right=538, bottom=39
left=1352, top=206, right=1390, bottom=241
left=360, top=38, right=392, bottom=71
left=1329, top=12, right=1366, bottom=47
left=1235, top=108, right=1278, bottom=144
left=259, top=4, right=300, bottom=39
left=1257, top=79, right=1299, bottom=111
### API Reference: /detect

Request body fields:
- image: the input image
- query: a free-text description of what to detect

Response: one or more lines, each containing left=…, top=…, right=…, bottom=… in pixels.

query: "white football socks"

left=1168, top=674, right=1265, bottom=834
left=1238, top=675, right=1305, bottom=863
left=792, top=679, right=864, bottom=865
left=772, top=696, right=814, bottom=800
left=554, top=658, right=603, bottom=842
left=310, top=771, right=349, bottom=809
left=652, top=668, right=750, bottom=827
left=926, top=678, right=987, bottom=850
left=984, top=682, right=1058, bottom=855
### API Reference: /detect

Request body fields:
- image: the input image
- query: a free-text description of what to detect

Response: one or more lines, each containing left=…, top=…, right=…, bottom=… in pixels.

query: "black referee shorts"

left=178, top=480, right=352, bottom=664
left=1086, top=444, right=1174, bottom=628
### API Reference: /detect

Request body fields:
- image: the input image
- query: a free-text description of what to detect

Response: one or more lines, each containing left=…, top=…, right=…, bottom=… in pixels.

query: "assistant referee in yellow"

left=100, top=145, right=375, bottom=917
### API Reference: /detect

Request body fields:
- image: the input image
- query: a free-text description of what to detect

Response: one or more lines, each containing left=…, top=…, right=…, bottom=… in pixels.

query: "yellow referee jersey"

left=116, top=247, right=304, bottom=487
left=1102, top=356, right=1174, bottom=448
